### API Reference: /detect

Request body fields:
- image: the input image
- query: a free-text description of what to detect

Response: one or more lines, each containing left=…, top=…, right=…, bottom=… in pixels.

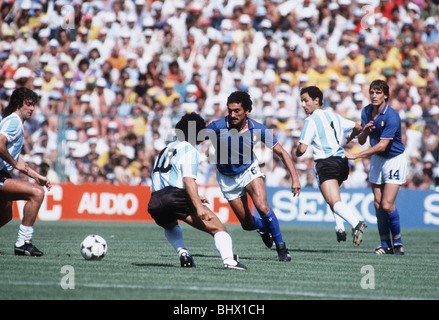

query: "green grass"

left=0, top=220, right=438, bottom=300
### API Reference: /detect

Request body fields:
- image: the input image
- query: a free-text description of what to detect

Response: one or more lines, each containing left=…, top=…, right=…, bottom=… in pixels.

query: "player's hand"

left=197, top=206, right=215, bottom=221
left=344, top=151, right=357, bottom=160
left=35, top=175, right=52, bottom=191
left=363, top=121, right=375, bottom=134
left=291, top=180, right=301, bottom=197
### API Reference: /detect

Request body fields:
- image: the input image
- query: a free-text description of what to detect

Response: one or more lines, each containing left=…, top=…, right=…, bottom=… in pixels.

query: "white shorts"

left=216, top=160, right=264, bottom=201
left=369, top=152, right=407, bottom=185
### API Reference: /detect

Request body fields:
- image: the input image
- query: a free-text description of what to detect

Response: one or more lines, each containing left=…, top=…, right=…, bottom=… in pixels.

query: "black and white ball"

left=80, top=235, right=108, bottom=260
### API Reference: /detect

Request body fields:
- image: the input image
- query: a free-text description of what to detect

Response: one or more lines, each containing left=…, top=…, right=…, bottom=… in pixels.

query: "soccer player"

left=345, top=80, right=406, bottom=255
left=0, top=87, right=52, bottom=256
left=205, top=91, right=301, bottom=262
left=148, top=112, right=246, bottom=270
left=295, top=86, right=367, bottom=246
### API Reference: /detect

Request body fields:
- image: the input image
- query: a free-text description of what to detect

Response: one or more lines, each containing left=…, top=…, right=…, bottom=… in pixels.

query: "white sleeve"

left=299, top=118, right=316, bottom=146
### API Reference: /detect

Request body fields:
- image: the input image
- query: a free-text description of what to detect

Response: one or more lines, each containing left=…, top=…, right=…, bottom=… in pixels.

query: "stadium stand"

left=0, top=0, right=438, bottom=190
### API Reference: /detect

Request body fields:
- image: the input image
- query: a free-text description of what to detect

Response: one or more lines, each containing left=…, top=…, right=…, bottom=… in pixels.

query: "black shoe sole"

left=14, top=248, right=44, bottom=257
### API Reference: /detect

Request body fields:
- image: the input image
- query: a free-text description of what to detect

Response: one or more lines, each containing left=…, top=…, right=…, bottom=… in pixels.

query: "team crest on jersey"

left=381, top=120, right=385, bottom=128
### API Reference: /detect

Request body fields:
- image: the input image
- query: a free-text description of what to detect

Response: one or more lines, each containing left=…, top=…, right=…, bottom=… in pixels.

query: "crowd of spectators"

left=0, top=0, right=438, bottom=190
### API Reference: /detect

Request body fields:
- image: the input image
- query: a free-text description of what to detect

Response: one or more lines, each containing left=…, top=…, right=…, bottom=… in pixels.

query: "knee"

left=375, top=199, right=394, bottom=214
left=253, top=201, right=270, bottom=217
left=31, top=185, right=45, bottom=204
left=381, top=203, right=395, bottom=214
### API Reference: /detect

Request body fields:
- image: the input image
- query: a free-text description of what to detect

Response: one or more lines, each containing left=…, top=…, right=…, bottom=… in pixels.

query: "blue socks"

left=376, top=209, right=392, bottom=248
left=252, top=216, right=267, bottom=232
left=389, top=209, right=402, bottom=245
left=376, top=208, right=402, bottom=248
left=261, top=209, right=283, bottom=244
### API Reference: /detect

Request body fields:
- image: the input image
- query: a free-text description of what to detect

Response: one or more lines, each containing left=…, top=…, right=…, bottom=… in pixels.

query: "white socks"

left=165, top=226, right=236, bottom=266
left=333, top=212, right=345, bottom=232
left=16, top=224, right=34, bottom=247
left=333, top=201, right=360, bottom=229
left=214, top=231, right=236, bottom=266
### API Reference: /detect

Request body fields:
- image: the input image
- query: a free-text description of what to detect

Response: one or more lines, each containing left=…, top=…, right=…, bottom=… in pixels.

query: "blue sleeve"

left=360, top=107, right=368, bottom=130
left=205, top=121, right=217, bottom=140
left=257, top=122, right=278, bottom=149
left=381, top=112, right=400, bottom=139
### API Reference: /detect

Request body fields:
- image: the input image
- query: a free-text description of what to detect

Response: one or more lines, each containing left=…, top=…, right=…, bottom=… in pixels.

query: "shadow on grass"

left=132, top=262, right=176, bottom=268
left=291, top=248, right=373, bottom=254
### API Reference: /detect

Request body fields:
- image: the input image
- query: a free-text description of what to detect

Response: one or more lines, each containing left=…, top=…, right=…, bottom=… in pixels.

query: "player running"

left=345, top=80, right=406, bottom=255
left=205, top=91, right=301, bottom=262
left=295, top=86, right=367, bottom=246
left=148, top=112, right=246, bottom=269
left=0, top=87, right=52, bottom=256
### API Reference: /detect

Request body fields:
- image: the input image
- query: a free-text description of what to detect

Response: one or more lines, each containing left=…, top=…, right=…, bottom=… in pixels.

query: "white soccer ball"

left=80, top=235, right=108, bottom=260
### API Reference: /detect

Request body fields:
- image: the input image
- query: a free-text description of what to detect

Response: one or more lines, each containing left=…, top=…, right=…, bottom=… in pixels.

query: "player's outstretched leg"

left=184, top=212, right=247, bottom=270
left=262, top=209, right=291, bottom=262
left=228, top=195, right=273, bottom=248
left=10, top=181, right=45, bottom=257
left=164, top=224, right=195, bottom=267
left=246, top=178, right=290, bottom=261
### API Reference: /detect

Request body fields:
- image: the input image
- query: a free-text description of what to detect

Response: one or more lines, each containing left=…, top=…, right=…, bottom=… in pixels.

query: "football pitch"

left=0, top=220, right=438, bottom=300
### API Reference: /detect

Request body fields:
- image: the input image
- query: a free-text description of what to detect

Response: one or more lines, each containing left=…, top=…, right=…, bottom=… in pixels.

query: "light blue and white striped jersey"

left=151, top=140, right=199, bottom=192
left=0, top=113, right=24, bottom=173
left=299, top=109, right=355, bottom=160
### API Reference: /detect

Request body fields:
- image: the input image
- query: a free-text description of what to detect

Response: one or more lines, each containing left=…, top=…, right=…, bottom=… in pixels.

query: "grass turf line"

left=0, top=221, right=438, bottom=300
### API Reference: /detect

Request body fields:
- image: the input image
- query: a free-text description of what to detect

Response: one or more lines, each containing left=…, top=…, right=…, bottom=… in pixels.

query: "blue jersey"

left=0, top=113, right=24, bottom=173
left=361, top=103, right=405, bottom=158
left=206, top=116, right=278, bottom=176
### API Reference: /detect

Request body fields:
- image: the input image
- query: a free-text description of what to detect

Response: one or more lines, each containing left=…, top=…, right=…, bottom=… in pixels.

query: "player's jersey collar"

left=381, top=102, right=389, bottom=115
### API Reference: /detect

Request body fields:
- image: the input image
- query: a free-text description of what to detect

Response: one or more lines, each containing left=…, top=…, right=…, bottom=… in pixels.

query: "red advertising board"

left=11, top=184, right=242, bottom=224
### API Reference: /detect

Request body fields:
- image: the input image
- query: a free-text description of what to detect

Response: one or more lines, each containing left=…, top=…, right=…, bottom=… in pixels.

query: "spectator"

left=0, top=0, right=437, bottom=190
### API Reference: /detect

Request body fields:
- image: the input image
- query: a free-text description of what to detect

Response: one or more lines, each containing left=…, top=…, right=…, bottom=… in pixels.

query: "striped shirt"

left=151, top=140, right=199, bottom=192
left=0, top=113, right=24, bottom=173
left=299, top=109, right=355, bottom=160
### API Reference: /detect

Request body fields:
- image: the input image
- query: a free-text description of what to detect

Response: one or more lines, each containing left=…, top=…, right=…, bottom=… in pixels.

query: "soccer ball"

left=80, top=235, right=108, bottom=260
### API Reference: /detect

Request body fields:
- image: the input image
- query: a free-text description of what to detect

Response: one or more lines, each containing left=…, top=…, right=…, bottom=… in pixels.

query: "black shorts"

left=0, top=170, right=12, bottom=187
left=148, top=186, right=195, bottom=228
left=315, top=156, right=349, bottom=186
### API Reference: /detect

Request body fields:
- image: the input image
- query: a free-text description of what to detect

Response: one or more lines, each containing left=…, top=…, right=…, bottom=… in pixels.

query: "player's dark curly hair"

left=2, top=87, right=38, bottom=118
left=175, top=112, right=206, bottom=145
left=227, top=91, right=253, bottom=112
left=369, top=79, right=389, bottom=102
left=300, top=86, right=323, bottom=106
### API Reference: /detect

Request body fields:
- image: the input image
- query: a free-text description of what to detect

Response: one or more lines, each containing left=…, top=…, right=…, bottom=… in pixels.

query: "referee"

left=295, top=86, right=367, bottom=246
